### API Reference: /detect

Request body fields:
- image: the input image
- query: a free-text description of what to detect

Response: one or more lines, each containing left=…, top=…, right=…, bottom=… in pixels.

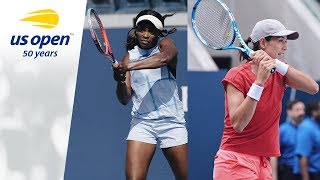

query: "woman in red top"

left=213, top=19, right=319, bottom=180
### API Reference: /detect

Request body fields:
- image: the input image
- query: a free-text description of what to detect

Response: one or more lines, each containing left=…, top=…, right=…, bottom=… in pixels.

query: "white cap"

left=135, top=15, right=164, bottom=30
left=250, top=19, right=299, bottom=43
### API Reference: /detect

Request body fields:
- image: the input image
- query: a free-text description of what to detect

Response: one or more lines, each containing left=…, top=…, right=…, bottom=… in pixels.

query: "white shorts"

left=127, top=118, right=188, bottom=148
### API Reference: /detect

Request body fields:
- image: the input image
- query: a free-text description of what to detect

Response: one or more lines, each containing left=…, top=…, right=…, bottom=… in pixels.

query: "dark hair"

left=126, top=28, right=137, bottom=50
left=286, top=99, right=304, bottom=110
left=125, top=9, right=177, bottom=50
left=238, top=36, right=272, bottom=62
left=305, top=101, right=320, bottom=117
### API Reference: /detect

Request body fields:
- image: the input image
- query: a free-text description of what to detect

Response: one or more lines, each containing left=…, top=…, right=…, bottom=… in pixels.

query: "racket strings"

left=194, top=0, right=234, bottom=48
left=89, top=12, right=107, bottom=52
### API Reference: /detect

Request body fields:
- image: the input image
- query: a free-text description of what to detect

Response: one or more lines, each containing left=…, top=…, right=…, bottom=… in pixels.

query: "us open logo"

left=10, top=9, right=72, bottom=59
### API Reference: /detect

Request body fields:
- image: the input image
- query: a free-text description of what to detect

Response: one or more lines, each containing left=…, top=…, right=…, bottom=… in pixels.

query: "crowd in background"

left=271, top=100, right=320, bottom=180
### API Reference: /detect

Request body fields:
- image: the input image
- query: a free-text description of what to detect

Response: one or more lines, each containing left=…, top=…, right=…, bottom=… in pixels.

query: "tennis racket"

left=87, top=8, right=117, bottom=64
left=191, top=0, right=275, bottom=73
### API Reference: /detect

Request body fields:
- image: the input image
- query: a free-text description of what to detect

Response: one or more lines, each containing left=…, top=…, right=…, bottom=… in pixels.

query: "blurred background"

left=88, top=0, right=187, bottom=13
left=64, top=0, right=187, bottom=180
left=188, top=0, right=320, bottom=179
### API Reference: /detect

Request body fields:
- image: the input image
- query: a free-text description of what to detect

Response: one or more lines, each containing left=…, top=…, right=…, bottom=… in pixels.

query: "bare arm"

left=226, top=83, right=258, bottom=133
left=300, top=156, right=310, bottom=180
left=285, top=66, right=319, bottom=95
left=228, top=51, right=276, bottom=132
left=114, top=54, right=132, bottom=105
left=270, top=157, right=278, bottom=180
left=112, top=37, right=177, bottom=104
left=127, top=37, right=178, bottom=70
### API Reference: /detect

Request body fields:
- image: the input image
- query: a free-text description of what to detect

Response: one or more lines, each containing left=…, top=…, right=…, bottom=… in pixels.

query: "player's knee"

left=125, top=170, right=147, bottom=180
left=171, top=166, right=187, bottom=180
left=174, top=174, right=187, bottom=180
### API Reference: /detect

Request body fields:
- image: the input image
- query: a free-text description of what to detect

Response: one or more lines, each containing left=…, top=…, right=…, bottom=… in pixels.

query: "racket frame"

left=87, top=8, right=117, bottom=64
left=191, top=0, right=252, bottom=56
left=192, top=0, right=275, bottom=73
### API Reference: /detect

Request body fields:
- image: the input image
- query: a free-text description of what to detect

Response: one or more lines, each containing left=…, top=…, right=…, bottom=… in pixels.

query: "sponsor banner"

left=0, top=1, right=87, bottom=180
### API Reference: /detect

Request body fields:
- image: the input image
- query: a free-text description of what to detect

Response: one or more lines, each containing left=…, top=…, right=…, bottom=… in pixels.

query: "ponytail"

left=238, top=36, right=272, bottom=62
left=163, top=12, right=175, bottom=19
left=160, top=27, right=177, bottom=37
left=160, top=12, right=177, bottom=37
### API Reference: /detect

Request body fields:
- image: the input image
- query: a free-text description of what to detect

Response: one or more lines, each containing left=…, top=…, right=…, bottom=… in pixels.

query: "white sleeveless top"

left=128, top=45, right=185, bottom=123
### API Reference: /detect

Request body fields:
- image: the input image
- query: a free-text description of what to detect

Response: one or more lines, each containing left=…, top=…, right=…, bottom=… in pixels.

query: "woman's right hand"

left=113, top=71, right=126, bottom=82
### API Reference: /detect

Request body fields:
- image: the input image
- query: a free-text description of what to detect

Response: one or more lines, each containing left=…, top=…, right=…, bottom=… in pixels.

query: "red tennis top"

left=220, top=62, right=287, bottom=157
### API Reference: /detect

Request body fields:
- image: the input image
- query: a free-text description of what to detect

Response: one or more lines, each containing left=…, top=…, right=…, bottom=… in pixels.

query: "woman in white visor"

left=112, top=9, right=187, bottom=180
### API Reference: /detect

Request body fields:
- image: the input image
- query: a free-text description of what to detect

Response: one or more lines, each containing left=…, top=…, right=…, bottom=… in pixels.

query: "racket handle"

left=112, top=59, right=118, bottom=64
left=109, top=53, right=118, bottom=64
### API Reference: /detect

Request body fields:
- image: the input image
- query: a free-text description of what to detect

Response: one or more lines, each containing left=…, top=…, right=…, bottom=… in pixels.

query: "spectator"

left=296, top=100, right=320, bottom=180
left=271, top=99, right=305, bottom=180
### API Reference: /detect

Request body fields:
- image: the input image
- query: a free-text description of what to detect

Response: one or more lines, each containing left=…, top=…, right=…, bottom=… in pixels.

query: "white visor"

left=135, top=15, right=163, bottom=30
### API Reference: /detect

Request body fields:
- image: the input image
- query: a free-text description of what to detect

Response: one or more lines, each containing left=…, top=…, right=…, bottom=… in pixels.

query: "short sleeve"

left=222, top=67, right=246, bottom=94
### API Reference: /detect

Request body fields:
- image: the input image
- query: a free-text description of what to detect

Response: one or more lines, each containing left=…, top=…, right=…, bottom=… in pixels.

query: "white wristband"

left=247, top=83, right=264, bottom=101
left=275, top=59, right=289, bottom=76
